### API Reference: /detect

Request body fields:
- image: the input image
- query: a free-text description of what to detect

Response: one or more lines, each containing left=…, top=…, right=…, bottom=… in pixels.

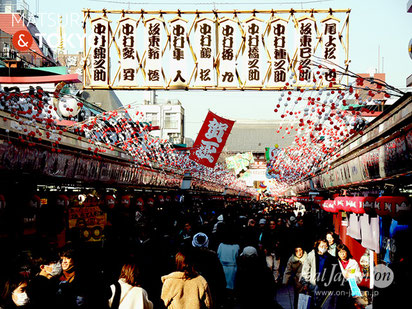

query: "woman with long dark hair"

left=161, top=250, right=212, bottom=309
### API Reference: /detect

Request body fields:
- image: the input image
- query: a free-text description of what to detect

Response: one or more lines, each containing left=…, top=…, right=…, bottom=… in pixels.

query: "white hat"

left=259, top=218, right=266, bottom=225
left=192, top=232, right=209, bottom=248
left=217, top=214, right=224, bottom=221
left=241, top=246, right=258, bottom=257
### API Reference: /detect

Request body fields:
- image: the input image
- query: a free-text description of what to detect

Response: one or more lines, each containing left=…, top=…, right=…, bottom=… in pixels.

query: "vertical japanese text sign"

left=296, top=16, right=316, bottom=85
left=218, top=18, right=238, bottom=87
left=321, top=16, right=340, bottom=85
left=268, top=17, right=288, bottom=87
left=169, top=17, right=189, bottom=87
left=145, top=18, right=164, bottom=87
left=118, top=17, right=138, bottom=86
left=190, top=111, right=235, bottom=168
left=243, top=17, right=264, bottom=87
left=194, top=18, right=216, bottom=86
left=90, top=17, right=110, bottom=87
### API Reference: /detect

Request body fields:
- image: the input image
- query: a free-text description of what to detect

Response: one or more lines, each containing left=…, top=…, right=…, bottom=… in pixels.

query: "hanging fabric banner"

left=145, top=17, right=164, bottom=87
left=190, top=111, right=235, bottom=168
left=194, top=18, right=216, bottom=86
left=296, top=16, right=316, bottom=85
left=118, top=17, right=139, bottom=86
left=321, top=16, right=340, bottom=85
left=268, top=17, right=289, bottom=87
left=218, top=18, right=238, bottom=87
left=242, top=17, right=264, bottom=87
left=90, top=17, right=110, bottom=87
left=169, top=17, right=189, bottom=87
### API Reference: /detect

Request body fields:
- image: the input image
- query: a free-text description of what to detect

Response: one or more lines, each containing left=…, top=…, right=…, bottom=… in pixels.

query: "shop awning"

left=0, top=74, right=81, bottom=84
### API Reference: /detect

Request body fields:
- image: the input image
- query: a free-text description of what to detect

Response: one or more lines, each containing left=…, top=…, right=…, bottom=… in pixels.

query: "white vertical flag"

left=268, top=18, right=289, bottom=88
left=194, top=18, right=216, bottom=87
left=145, top=18, right=164, bottom=87
left=118, top=17, right=138, bottom=87
left=218, top=18, right=238, bottom=88
left=169, top=17, right=188, bottom=87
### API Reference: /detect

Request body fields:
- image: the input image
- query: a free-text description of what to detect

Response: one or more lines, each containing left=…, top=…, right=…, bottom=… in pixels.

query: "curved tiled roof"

left=224, top=120, right=297, bottom=153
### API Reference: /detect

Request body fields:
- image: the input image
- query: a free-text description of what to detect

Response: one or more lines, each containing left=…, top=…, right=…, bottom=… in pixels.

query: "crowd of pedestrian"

left=0, top=197, right=366, bottom=309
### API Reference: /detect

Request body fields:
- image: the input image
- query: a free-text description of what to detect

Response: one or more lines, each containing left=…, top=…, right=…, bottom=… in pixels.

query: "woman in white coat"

left=108, top=263, right=153, bottom=309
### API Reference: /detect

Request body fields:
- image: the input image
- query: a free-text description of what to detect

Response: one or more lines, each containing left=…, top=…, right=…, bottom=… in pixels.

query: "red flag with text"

left=189, top=111, right=235, bottom=168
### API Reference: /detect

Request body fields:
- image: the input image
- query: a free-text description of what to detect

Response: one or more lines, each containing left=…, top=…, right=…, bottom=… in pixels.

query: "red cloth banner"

left=189, top=111, right=235, bottom=168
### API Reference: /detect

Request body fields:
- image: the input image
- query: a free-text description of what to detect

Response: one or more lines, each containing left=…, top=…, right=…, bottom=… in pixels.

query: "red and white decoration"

left=189, top=111, right=235, bottom=168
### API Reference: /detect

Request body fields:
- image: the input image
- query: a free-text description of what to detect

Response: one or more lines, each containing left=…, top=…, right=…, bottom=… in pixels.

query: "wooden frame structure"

left=82, top=9, right=351, bottom=91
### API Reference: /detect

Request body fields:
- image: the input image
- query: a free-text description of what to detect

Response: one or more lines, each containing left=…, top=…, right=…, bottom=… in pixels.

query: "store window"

left=146, top=112, right=159, bottom=126
left=164, top=112, right=178, bottom=129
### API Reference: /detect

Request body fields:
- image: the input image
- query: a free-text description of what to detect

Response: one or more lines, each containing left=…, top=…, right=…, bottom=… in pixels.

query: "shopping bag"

left=298, top=293, right=312, bottom=309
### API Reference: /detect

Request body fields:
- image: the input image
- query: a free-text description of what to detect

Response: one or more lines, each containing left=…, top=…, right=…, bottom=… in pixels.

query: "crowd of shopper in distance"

left=0, top=197, right=370, bottom=309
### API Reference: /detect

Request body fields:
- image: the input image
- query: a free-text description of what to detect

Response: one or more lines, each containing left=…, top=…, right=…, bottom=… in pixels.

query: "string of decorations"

left=0, top=87, right=252, bottom=195
left=266, top=59, right=405, bottom=196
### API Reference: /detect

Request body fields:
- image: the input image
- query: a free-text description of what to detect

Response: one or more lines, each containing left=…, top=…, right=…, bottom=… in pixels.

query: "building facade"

left=134, top=98, right=185, bottom=145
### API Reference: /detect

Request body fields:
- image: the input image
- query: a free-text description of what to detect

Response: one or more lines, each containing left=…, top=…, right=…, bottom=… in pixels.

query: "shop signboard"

left=68, top=206, right=107, bottom=242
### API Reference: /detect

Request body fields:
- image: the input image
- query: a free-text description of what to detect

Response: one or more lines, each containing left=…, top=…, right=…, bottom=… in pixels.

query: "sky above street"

left=27, top=0, right=412, bottom=139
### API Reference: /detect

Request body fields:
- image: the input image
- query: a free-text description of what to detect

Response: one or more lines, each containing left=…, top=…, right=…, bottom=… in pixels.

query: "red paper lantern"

left=136, top=197, right=144, bottom=210
left=57, top=195, right=69, bottom=208
left=147, top=197, right=155, bottom=207
left=363, top=198, right=376, bottom=215
left=334, top=196, right=349, bottom=212
left=121, top=195, right=131, bottom=208
left=105, top=195, right=116, bottom=209
left=29, top=195, right=41, bottom=209
left=375, top=196, right=410, bottom=220
left=349, top=197, right=376, bottom=215
left=323, top=199, right=338, bottom=213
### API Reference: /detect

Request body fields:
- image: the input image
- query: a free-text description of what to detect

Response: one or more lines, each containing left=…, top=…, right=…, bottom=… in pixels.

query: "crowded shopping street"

left=0, top=0, right=411, bottom=308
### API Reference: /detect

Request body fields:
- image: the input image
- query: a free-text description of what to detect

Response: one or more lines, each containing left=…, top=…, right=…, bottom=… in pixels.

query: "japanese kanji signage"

left=296, top=16, right=315, bottom=85
left=218, top=18, right=238, bottom=88
left=194, top=18, right=216, bottom=86
left=243, top=17, right=264, bottom=87
left=169, top=17, right=189, bottom=87
left=90, top=17, right=110, bottom=87
left=83, top=9, right=350, bottom=90
left=321, top=16, right=340, bottom=85
left=145, top=18, right=164, bottom=87
left=190, top=111, right=235, bottom=168
left=118, top=17, right=138, bottom=86
left=268, top=18, right=288, bottom=87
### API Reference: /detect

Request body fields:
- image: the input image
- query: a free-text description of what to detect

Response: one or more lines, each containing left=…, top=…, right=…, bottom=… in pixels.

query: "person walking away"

left=235, top=246, right=276, bottom=309
left=161, top=250, right=212, bottom=309
left=191, top=232, right=226, bottom=308
left=217, top=229, right=240, bottom=302
left=108, top=263, right=153, bottom=309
